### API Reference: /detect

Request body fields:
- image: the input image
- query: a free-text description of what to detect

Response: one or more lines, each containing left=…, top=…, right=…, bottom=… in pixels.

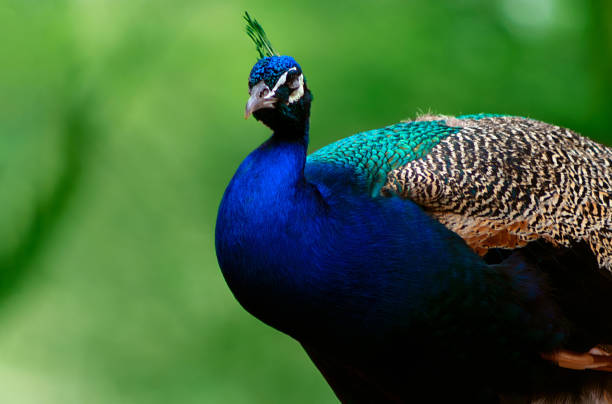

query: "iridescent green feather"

left=244, top=12, right=278, bottom=59
left=308, top=120, right=460, bottom=196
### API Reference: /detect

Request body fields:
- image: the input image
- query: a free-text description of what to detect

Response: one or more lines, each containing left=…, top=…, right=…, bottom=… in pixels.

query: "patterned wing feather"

left=380, top=115, right=612, bottom=270
left=308, top=114, right=612, bottom=270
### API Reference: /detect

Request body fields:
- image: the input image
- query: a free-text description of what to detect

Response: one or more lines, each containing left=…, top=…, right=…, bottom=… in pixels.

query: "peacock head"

left=243, top=13, right=312, bottom=133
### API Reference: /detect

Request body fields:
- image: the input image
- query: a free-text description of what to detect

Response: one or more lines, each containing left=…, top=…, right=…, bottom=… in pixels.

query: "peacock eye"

left=259, top=88, right=269, bottom=97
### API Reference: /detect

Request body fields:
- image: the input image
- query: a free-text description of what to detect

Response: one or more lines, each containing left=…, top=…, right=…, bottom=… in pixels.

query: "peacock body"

left=215, top=14, right=612, bottom=403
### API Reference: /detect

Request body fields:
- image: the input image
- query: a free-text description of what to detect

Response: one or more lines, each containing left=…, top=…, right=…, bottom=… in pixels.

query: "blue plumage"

left=249, top=56, right=302, bottom=88
left=216, top=15, right=612, bottom=403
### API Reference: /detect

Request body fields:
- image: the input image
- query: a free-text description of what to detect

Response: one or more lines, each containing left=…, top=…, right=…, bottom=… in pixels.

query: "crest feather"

left=244, top=12, right=278, bottom=59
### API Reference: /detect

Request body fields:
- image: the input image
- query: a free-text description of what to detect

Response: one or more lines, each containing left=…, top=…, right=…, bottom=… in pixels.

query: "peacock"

left=215, top=13, right=612, bottom=403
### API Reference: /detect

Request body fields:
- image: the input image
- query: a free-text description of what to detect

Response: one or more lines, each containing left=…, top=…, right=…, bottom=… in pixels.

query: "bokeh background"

left=0, top=0, right=611, bottom=402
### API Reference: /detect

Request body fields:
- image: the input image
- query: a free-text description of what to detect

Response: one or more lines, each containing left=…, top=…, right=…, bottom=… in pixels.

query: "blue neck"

left=240, top=127, right=312, bottom=209
left=216, top=125, right=325, bottom=332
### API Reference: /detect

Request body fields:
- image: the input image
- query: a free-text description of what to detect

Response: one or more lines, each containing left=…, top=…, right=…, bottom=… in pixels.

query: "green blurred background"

left=0, top=0, right=610, bottom=402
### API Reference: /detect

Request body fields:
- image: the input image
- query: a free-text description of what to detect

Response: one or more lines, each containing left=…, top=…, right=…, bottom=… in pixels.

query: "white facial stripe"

left=271, top=67, right=298, bottom=94
left=288, top=74, right=304, bottom=104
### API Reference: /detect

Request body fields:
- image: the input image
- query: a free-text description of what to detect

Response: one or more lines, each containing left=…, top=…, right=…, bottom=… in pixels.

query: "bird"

left=215, top=12, right=612, bottom=403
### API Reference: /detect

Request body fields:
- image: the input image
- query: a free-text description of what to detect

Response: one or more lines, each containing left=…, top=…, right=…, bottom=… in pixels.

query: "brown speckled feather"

left=381, top=115, right=612, bottom=270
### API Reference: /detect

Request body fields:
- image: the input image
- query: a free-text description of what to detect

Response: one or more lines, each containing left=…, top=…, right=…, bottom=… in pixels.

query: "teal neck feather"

left=308, top=120, right=460, bottom=196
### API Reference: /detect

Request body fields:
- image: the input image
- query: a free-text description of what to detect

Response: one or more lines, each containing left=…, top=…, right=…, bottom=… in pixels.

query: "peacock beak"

left=245, top=81, right=277, bottom=119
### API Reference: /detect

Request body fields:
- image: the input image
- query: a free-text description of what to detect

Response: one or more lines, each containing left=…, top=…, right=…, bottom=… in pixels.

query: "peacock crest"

left=244, top=12, right=278, bottom=59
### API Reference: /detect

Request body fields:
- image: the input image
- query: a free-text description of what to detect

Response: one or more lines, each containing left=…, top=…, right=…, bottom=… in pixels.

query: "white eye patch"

left=288, top=74, right=304, bottom=104
left=270, top=68, right=305, bottom=104
left=271, top=67, right=297, bottom=93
